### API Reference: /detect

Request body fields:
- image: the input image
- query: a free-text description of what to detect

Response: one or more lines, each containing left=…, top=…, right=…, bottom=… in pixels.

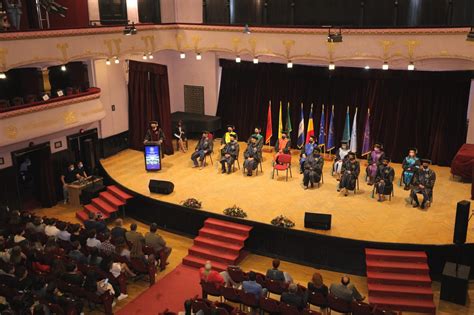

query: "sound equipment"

left=453, top=200, right=470, bottom=244
left=149, top=180, right=174, bottom=194
left=440, top=262, right=470, bottom=305
left=80, top=182, right=106, bottom=205
left=304, top=212, right=331, bottom=230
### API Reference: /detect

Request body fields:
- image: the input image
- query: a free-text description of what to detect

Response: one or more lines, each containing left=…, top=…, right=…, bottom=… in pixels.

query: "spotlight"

left=364, top=65, right=370, bottom=70
left=60, top=65, right=67, bottom=71
left=287, top=60, right=293, bottom=68
left=123, top=22, right=137, bottom=36
left=114, top=57, right=120, bottom=64
left=0, top=72, right=6, bottom=79
left=243, top=24, right=251, bottom=35
left=407, top=62, right=415, bottom=71
left=235, top=56, right=241, bottom=63
left=148, top=53, right=153, bottom=60
left=180, top=52, right=186, bottom=59
left=253, top=57, right=259, bottom=64
left=327, top=28, right=343, bottom=43
left=467, top=27, right=474, bottom=42
left=105, top=59, right=111, bottom=66
left=142, top=53, right=148, bottom=60
left=328, top=62, right=335, bottom=70
left=196, top=53, right=202, bottom=60
left=382, top=62, right=389, bottom=70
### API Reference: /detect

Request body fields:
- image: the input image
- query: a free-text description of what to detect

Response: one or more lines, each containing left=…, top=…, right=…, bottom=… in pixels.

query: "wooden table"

left=67, top=176, right=103, bottom=207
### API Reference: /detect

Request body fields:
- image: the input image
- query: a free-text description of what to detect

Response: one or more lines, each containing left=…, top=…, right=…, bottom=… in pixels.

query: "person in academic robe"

left=220, top=134, right=239, bottom=174
left=220, top=125, right=238, bottom=155
left=300, top=135, right=318, bottom=173
left=191, top=131, right=213, bottom=168
left=375, top=156, right=395, bottom=202
left=248, top=126, right=264, bottom=150
left=243, top=135, right=261, bottom=176
left=410, top=159, right=436, bottom=209
left=333, top=140, right=350, bottom=179
left=402, top=148, right=420, bottom=190
left=338, top=152, right=360, bottom=196
left=173, top=120, right=187, bottom=153
left=303, top=147, right=324, bottom=189
left=144, top=121, right=165, bottom=145
left=366, top=143, right=385, bottom=185
left=274, top=131, right=291, bottom=162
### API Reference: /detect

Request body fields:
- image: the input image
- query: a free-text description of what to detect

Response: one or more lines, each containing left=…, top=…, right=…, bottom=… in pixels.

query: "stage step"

left=366, top=259, right=430, bottom=274
left=189, top=245, right=239, bottom=265
left=92, top=197, right=117, bottom=215
left=199, top=227, right=247, bottom=245
left=368, top=283, right=434, bottom=299
left=204, top=218, right=252, bottom=236
left=194, top=236, right=242, bottom=255
left=367, top=271, right=432, bottom=286
left=369, top=296, right=436, bottom=314
left=99, top=191, right=125, bottom=208
left=365, top=248, right=427, bottom=263
left=182, top=255, right=227, bottom=272
left=75, top=210, right=89, bottom=222
left=107, top=185, right=133, bottom=202
left=83, top=204, right=110, bottom=220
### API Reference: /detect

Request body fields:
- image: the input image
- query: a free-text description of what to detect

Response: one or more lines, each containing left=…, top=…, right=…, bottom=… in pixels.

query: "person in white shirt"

left=56, top=221, right=71, bottom=242
left=86, top=229, right=101, bottom=248
left=44, top=218, right=60, bottom=238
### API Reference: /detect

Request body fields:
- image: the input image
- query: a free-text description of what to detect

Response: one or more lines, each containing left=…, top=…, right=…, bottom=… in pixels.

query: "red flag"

left=265, top=101, right=273, bottom=144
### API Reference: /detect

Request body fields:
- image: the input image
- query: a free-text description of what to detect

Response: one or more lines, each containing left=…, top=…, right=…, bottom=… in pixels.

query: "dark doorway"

left=12, top=143, right=57, bottom=210
left=99, top=0, right=128, bottom=25
left=138, top=0, right=161, bottom=23
left=67, top=129, right=99, bottom=176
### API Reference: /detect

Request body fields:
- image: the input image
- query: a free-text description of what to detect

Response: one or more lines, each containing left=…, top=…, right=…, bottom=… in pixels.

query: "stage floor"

left=101, top=141, right=473, bottom=245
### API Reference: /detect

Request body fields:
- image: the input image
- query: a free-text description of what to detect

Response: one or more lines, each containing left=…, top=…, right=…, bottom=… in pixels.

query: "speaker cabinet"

left=440, top=262, right=470, bottom=305
left=453, top=200, right=470, bottom=244
left=148, top=180, right=174, bottom=195
left=304, top=212, right=331, bottom=230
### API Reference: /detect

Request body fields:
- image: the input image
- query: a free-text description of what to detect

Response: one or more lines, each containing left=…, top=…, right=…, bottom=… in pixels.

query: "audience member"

left=68, top=241, right=87, bottom=264
left=115, top=242, right=131, bottom=260
left=307, top=272, right=328, bottom=297
left=330, top=276, right=365, bottom=302
left=126, top=223, right=144, bottom=244
left=13, top=265, right=34, bottom=291
left=86, top=229, right=101, bottom=248
left=25, top=217, right=45, bottom=234
left=56, top=221, right=71, bottom=241
left=145, top=223, right=172, bottom=271
left=68, top=224, right=82, bottom=243
left=266, top=258, right=292, bottom=283
left=87, top=247, right=103, bottom=266
left=9, top=246, right=26, bottom=265
left=84, top=212, right=107, bottom=233
left=281, top=283, right=305, bottom=310
left=44, top=218, right=60, bottom=238
left=98, top=231, right=116, bottom=256
left=61, top=263, right=84, bottom=286
left=242, top=271, right=266, bottom=299
left=111, top=219, right=127, bottom=241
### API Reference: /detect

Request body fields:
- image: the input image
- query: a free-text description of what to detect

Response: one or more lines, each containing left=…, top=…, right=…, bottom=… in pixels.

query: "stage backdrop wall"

left=216, top=60, right=473, bottom=165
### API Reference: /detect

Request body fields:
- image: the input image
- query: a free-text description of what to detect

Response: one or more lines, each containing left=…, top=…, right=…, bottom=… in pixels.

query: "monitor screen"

left=144, top=145, right=161, bottom=171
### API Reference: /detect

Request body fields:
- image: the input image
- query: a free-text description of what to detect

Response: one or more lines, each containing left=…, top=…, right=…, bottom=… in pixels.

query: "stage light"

left=243, top=24, right=251, bottom=35
left=0, top=72, right=6, bottom=79
left=467, top=27, right=474, bottom=42
left=123, top=22, right=137, bottom=36
left=105, top=59, right=111, bottom=65
left=327, top=28, right=343, bottom=43
left=364, top=65, right=370, bottom=70
left=114, top=57, right=120, bottom=64
left=196, top=53, right=202, bottom=60
left=148, top=53, right=154, bottom=60
left=253, top=57, right=259, bottom=64
left=60, top=65, right=67, bottom=71
left=407, top=62, right=415, bottom=71
left=142, top=53, right=148, bottom=60
left=328, top=62, right=335, bottom=70
left=180, top=52, right=186, bottom=59
left=235, top=56, right=241, bottom=63
left=287, top=60, right=293, bottom=68
left=382, top=62, right=389, bottom=70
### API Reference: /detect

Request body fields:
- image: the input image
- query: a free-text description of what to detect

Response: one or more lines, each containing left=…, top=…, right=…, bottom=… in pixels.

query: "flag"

left=350, top=107, right=358, bottom=153
left=278, top=101, right=283, bottom=139
left=318, top=104, right=326, bottom=147
left=305, top=104, right=314, bottom=144
left=342, top=106, right=351, bottom=143
left=285, top=102, right=292, bottom=136
left=361, top=108, right=371, bottom=156
left=265, top=101, right=272, bottom=144
left=297, top=103, right=305, bottom=149
left=327, top=105, right=335, bottom=151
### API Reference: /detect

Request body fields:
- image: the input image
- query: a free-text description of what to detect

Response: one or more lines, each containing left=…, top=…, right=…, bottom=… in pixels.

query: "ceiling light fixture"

left=382, top=62, right=389, bottom=70
left=180, top=52, right=186, bottom=59
left=196, top=53, right=202, bottom=60
left=253, top=57, right=259, bottom=64
left=60, top=65, right=67, bottom=71
left=328, top=62, right=335, bottom=70
left=142, top=53, right=148, bottom=60
left=0, top=72, right=6, bottom=79
left=364, top=65, right=370, bottom=70
left=105, top=59, right=111, bottom=65
left=407, top=62, right=415, bottom=71
left=148, top=53, right=153, bottom=60
left=287, top=60, right=293, bottom=68
left=235, top=56, right=241, bottom=63
left=114, top=57, right=120, bottom=64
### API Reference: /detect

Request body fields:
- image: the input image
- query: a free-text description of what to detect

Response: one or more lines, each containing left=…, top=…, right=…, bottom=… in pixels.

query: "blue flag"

left=342, top=106, right=351, bottom=143
left=297, top=103, right=305, bottom=149
left=318, top=104, right=326, bottom=147
left=327, top=105, right=335, bottom=151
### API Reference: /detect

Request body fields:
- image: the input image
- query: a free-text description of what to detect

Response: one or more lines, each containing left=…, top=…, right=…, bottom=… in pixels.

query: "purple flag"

left=361, top=108, right=371, bottom=156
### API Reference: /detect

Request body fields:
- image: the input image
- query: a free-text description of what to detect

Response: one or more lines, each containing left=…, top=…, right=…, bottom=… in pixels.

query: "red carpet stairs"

left=183, top=218, right=253, bottom=271
left=76, top=185, right=133, bottom=221
left=366, top=248, right=436, bottom=314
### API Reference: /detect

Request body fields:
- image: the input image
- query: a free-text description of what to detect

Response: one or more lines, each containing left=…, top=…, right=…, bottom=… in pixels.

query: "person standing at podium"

left=61, top=162, right=77, bottom=204
left=75, top=161, right=88, bottom=180
left=144, top=120, right=165, bottom=158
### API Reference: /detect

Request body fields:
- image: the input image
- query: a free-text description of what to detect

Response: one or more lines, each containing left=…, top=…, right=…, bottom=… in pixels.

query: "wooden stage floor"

left=101, top=141, right=473, bottom=245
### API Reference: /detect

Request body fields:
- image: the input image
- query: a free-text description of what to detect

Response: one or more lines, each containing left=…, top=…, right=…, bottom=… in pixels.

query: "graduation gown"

left=220, top=141, right=239, bottom=165
left=375, top=165, right=395, bottom=195
left=303, top=155, right=324, bottom=186
left=144, top=128, right=165, bottom=143
left=340, top=160, right=360, bottom=190
left=402, top=156, right=420, bottom=185
left=244, top=143, right=261, bottom=171
left=367, top=150, right=385, bottom=181
left=411, top=168, right=436, bottom=201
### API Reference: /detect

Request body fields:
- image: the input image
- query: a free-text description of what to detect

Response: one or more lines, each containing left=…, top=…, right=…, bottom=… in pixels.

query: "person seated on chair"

left=242, top=271, right=266, bottom=299
left=220, top=134, right=239, bottom=174
left=410, top=159, right=436, bottom=209
left=191, top=131, right=213, bottom=169
left=329, top=276, right=365, bottom=303
left=375, top=156, right=395, bottom=202
left=300, top=135, right=317, bottom=174
left=75, top=161, right=88, bottom=180
left=274, top=131, right=291, bottom=162
left=307, top=272, right=328, bottom=297
left=366, top=142, right=385, bottom=185
left=402, top=148, right=420, bottom=190
left=143, top=120, right=165, bottom=145
left=338, top=152, right=360, bottom=196
left=173, top=120, right=187, bottom=153
left=248, top=126, right=264, bottom=150
left=220, top=125, right=238, bottom=154
left=303, top=147, right=324, bottom=190
left=243, top=135, right=261, bottom=176
left=145, top=223, right=172, bottom=271
left=199, top=261, right=236, bottom=291
left=126, top=223, right=144, bottom=244
left=333, top=140, right=350, bottom=180
left=281, top=283, right=306, bottom=310
left=266, top=258, right=293, bottom=283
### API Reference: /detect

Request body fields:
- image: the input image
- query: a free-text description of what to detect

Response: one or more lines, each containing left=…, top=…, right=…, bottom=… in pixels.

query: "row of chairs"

left=0, top=87, right=82, bottom=109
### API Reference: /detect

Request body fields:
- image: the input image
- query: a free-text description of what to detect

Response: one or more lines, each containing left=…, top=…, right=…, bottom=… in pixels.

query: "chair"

left=47, top=303, right=66, bottom=315
left=130, top=257, right=156, bottom=286
left=259, top=296, right=280, bottom=314
left=214, top=302, right=237, bottom=315
left=204, top=151, right=214, bottom=166
left=201, top=281, right=222, bottom=301
left=239, top=291, right=260, bottom=312
left=227, top=266, right=247, bottom=283
left=272, top=154, right=292, bottom=181
left=0, top=99, right=10, bottom=108
left=279, top=303, right=300, bottom=315
left=371, top=184, right=394, bottom=201
left=221, top=286, right=242, bottom=305
left=192, top=298, right=213, bottom=315
left=328, top=294, right=351, bottom=314
left=301, top=309, right=322, bottom=315
left=12, top=96, right=24, bottom=106
left=351, top=300, right=373, bottom=315
left=265, top=279, right=288, bottom=297
left=373, top=307, right=396, bottom=315
left=307, top=292, right=328, bottom=310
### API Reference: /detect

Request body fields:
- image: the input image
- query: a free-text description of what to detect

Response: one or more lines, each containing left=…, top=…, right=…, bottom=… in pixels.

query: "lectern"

left=144, top=143, right=161, bottom=171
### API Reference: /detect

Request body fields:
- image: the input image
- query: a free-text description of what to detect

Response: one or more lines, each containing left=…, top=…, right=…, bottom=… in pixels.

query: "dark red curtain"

left=216, top=60, right=472, bottom=166
left=128, top=60, right=174, bottom=155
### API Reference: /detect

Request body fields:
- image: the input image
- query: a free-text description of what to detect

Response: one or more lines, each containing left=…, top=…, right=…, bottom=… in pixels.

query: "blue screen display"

left=144, top=145, right=161, bottom=171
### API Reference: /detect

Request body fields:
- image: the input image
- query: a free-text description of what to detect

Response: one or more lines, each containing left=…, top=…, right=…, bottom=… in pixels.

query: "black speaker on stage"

left=453, top=200, right=470, bottom=244
left=440, top=262, right=470, bottom=305
left=148, top=180, right=174, bottom=194
left=304, top=212, right=331, bottom=230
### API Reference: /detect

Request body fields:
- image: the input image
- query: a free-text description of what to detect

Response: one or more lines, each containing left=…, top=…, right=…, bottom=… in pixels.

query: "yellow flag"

left=278, top=101, right=283, bottom=139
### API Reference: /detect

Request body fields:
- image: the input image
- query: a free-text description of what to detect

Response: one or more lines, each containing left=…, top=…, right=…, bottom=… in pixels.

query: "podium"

left=144, top=142, right=162, bottom=171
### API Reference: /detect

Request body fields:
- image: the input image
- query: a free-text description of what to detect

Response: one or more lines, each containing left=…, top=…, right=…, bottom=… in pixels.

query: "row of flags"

left=265, top=101, right=373, bottom=156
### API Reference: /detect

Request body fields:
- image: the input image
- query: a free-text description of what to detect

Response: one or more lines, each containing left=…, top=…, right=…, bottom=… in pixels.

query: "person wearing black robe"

left=303, top=147, right=324, bottom=189
left=410, top=159, right=436, bottom=209
left=243, top=135, right=261, bottom=176
left=220, top=134, right=239, bottom=174
left=191, top=131, right=213, bottom=168
left=375, top=156, right=395, bottom=202
left=338, top=152, right=360, bottom=196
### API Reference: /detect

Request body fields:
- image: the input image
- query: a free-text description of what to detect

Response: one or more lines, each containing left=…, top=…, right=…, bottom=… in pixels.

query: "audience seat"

left=259, top=296, right=280, bottom=314
left=279, top=303, right=301, bottom=315
left=227, top=266, right=247, bottom=283
left=301, top=309, right=322, bottom=315
left=0, top=99, right=10, bottom=108
left=192, top=298, right=213, bottom=315
left=307, top=291, right=328, bottom=310
left=201, top=281, right=222, bottom=301
left=239, top=291, right=260, bottom=312
left=12, top=96, right=24, bottom=106
left=328, top=293, right=352, bottom=314
left=265, top=278, right=288, bottom=296
left=221, top=286, right=241, bottom=305
left=352, top=300, right=373, bottom=315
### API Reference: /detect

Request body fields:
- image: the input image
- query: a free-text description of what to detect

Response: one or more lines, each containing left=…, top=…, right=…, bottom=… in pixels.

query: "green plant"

left=223, top=205, right=247, bottom=218
left=181, top=198, right=202, bottom=209
left=271, top=215, right=295, bottom=228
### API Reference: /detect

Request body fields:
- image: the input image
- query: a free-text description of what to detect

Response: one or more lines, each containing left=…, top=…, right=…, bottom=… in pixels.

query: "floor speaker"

left=440, top=262, right=470, bottom=305
left=453, top=200, right=470, bottom=244
left=304, top=212, right=331, bottom=230
left=149, top=180, right=174, bottom=195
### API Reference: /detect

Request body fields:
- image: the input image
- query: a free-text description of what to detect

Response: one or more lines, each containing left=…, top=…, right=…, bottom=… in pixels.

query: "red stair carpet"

left=116, top=264, right=201, bottom=315
left=365, top=248, right=436, bottom=314
left=75, top=185, right=133, bottom=221
left=182, top=218, right=253, bottom=271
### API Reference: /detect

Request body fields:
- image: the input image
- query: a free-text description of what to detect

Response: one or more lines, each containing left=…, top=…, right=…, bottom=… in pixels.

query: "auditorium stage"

left=101, top=140, right=473, bottom=246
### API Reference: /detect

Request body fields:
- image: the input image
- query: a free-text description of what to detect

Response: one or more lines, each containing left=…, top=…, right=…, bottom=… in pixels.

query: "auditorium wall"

left=466, top=80, right=474, bottom=144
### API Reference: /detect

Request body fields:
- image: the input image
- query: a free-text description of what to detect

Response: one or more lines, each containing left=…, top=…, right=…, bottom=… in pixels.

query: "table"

left=68, top=176, right=103, bottom=207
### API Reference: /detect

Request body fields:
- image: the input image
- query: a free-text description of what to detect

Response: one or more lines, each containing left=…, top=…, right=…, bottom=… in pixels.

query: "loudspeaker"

left=148, top=180, right=174, bottom=194
left=304, top=212, right=331, bottom=230
left=440, top=262, right=470, bottom=305
left=453, top=200, right=470, bottom=244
